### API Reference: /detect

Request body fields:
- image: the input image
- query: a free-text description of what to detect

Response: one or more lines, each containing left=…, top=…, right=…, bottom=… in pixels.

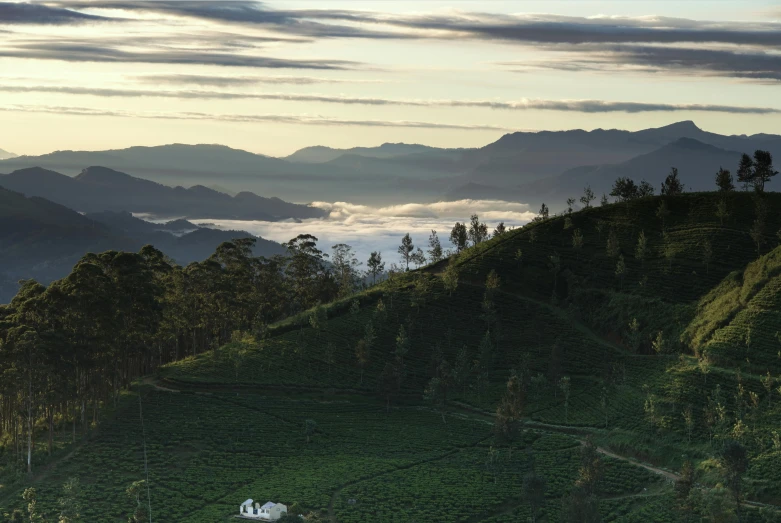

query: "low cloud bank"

left=193, top=199, right=535, bottom=266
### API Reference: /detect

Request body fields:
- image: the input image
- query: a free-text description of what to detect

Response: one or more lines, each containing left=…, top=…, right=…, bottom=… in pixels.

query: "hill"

left=0, top=190, right=286, bottom=303
left=0, top=166, right=326, bottom=220
left=1, top=190, right=779, bottom=521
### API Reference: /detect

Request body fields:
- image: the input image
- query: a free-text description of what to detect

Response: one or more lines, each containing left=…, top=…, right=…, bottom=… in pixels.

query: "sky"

left=1, top=0, right=780, bottom=157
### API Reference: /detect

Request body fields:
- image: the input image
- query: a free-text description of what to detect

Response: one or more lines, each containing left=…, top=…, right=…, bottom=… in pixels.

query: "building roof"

left=241, top=499, right=253, bottom=506
left=260, top=502, right=276, bottom=509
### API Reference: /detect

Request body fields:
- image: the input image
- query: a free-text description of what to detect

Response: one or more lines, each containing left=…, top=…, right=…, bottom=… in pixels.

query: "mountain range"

left=2, top=121, right=778, bottom=209
left=0, top=166, right=326, bottom=220
left=0, top=186, right=285, bottom=303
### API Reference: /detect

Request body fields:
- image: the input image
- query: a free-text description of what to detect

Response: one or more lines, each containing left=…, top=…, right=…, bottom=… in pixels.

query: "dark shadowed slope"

left=0, top=190, right=285, bottom=303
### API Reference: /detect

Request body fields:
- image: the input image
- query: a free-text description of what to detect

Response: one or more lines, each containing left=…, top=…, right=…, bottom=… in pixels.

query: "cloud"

left=0, top=1, right=109, bottom=24
left=506, top=44, right=781, bottom=82
left=56, top=1, right=416, bottom=39
left=0, top=103, right=513, bottom=131
left=51, top=4, right=781, bottom=47
left=133, top=74, right=375, bottom=87
left=4, top=84, right=779, bottom=115
left=191, top=199, right=534, bottom=264
left=0, top=43, right=360, bottom=69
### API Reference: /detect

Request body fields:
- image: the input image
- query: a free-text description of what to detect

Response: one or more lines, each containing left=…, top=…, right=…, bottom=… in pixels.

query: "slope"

left=2, top=191, right=780, bottom=522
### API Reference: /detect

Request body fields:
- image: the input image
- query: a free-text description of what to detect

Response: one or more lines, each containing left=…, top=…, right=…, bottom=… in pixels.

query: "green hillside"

left=2, top=192, right=781, bottom=522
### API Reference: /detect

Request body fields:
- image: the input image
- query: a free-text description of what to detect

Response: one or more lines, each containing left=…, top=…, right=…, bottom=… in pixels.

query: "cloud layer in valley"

left=191, top=199, right=535, bottom=266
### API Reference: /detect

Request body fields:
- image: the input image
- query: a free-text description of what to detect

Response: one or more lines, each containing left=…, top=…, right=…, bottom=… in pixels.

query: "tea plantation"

left=2, top=192, right=781, bottom=522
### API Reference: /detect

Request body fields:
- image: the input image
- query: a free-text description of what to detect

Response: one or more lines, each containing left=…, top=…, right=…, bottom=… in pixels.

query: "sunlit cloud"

left=133, top=74, right=381, bottom=87
left=3, top=85, right=778, bottom=115
left=0, top=103, right=515, bottom=131
left=191, top=199, right=535, bottom=265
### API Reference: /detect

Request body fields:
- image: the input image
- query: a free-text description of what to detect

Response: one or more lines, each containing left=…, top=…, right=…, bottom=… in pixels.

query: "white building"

left=239, top=499, right=288, bottom=520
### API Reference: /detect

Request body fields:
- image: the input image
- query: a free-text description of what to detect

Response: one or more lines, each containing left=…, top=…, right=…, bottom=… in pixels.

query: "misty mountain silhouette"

left=0, top=166, right=326, bottom=220
left=2, top=121, right=779, bottom=207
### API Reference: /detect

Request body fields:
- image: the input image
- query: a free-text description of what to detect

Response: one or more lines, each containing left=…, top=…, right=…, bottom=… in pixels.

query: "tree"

left=367, top=251, right=385, bottom=285
left=651, top=331, right=667, bottom=355
left=566, top=197, right=576, bottom=214
left=615, top=255, right=626, bottom=289
left=424, top=361, right=452, bottom=423
left=606, top=228, right=620, bottom=258
left=427, top=230, right=443, bottom=263
left=638, top=179, right=655, bottom=198
left=284, top=234, right=328, bottom=311
left=398, top=233, right=414, bottom=270
left=303, top=419, right=317, bottom=443
left=559, top=376, right=571, bottom=424
left=702, top=238, right=713, bottom=274
left=661, top=167, right=684, bottom=196
left=561, top=487, right=600, bottom=523
left=715, top=198, right=730, bottom=226
left=571, top=228, right=584, bottom=257
left=600, top=193, right=609, bottom=206
left=683, top=404, right=694, bottom=443
left=411, top=247, right=427, bottom=269
left=750, top=195, right=769, bottom=254
left=494, top=373, right=524, bottom=440
left=468, top=214, right=489, bottom=246
left=538, top=203, right=549, bottom=220
left=635, top=230, right=648, bottom=267
left=58, top=477, right=81, bottom=523
left=751, top=150, right=778, bottom=192
left=761, top=371, right=774, bottom=407
left=377, top=362, right=400, bottom=411
left=493, top=222, right=506, bottom=236
left=675, top=460, right=695, bottom=509
left=719, top=440, right=748, bottom=518
left=523, top=470, right=547, bottom=523
left=663, top=234, right=676, bottom=272
left=716, top=167, right=735, bottom=192
left=737, top=153, right=755, bottom=191
left=331, top=243, right=361, bottom=297
left=581, top=185, right=595, bottom=208
left=355, top=339, right=369, bottom=385
left=442, top=258, right=459, bottom=296
left=126, top=480, right=149, bottom=523
left=395, top=324, right=410, bottom=368
left=577, top=437, right=603, bottom=496
left=449, top=222, right=468, bottom=252
left=23, top=488, right=43, bottom=523
left=656, top=200, right=670, bottom=231
left=610, top=177, right=638, bottom=202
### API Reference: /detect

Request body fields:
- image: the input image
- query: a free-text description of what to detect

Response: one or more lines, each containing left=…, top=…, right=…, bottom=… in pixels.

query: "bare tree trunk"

left=27, top=377, right=32, bottom=474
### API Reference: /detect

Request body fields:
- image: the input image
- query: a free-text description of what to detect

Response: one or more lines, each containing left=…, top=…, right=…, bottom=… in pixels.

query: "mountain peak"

left=657, top=120, right=701, bottom=132
left=0, top=148, right=17, bottom=160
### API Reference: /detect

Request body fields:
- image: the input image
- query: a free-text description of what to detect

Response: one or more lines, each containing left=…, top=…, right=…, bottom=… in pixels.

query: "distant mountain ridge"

left=285, top=142, right=461, bottom=163
left=2, top=121, right=779, bottom=207
left=0, top=148, right=16, bottom=160
left=0, top=166, right=326, bottom=220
